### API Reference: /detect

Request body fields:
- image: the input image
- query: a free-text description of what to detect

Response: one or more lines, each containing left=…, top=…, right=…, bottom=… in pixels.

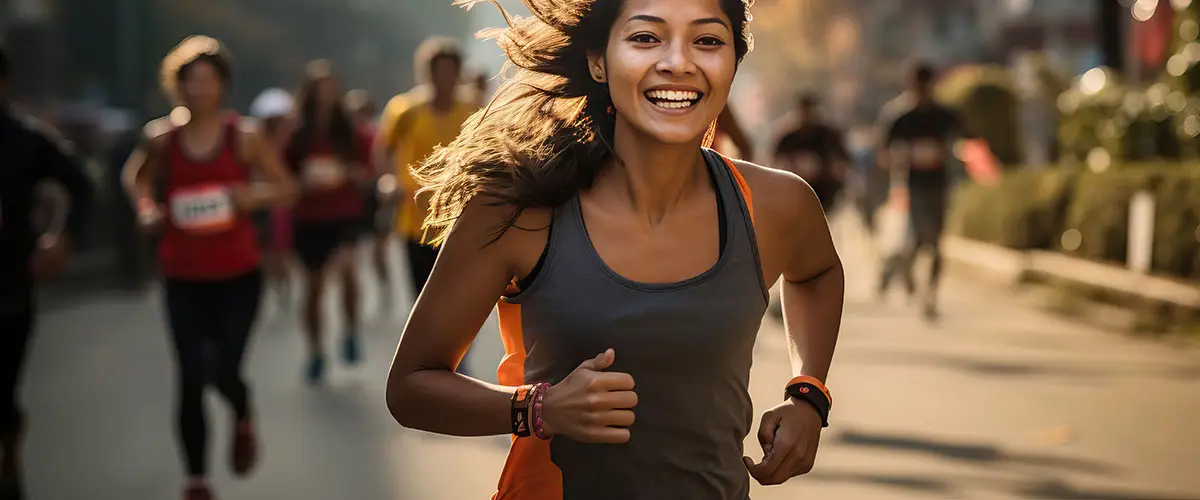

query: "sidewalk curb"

left=943, top=236, right=1200, bottom=336
left=943, top=236, right=1200, bottom=309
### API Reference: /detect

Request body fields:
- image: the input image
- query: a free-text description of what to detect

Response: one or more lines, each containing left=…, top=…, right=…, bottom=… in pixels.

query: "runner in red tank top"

left=284, top=60, right=374, bottom=385
left=120, top=36, right=298, bottom=500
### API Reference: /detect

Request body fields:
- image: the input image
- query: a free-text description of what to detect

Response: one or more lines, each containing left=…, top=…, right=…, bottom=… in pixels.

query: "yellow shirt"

left=378, top=93, right=478, bottom=241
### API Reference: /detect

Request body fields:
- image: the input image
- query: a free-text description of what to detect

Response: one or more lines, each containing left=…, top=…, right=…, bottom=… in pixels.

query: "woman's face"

left=180, top=60, right=225, bottom=111
left=593, top=0, right=737, bottom=145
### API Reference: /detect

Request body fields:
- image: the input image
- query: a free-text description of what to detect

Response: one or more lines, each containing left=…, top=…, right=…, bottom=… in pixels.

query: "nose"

left=655, top=40, right=697, bottom=77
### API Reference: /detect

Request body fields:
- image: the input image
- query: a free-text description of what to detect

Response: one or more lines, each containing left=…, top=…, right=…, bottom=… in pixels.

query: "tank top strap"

left=702, top=147, right=769, bottom=303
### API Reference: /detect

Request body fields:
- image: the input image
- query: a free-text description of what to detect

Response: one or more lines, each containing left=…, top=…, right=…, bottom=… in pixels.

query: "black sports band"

left=785, top=382, right=831, bottom=428
left=511, top=385, right=533, bottom=437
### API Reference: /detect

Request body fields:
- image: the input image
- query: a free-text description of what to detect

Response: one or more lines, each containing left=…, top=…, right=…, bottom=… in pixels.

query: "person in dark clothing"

left=0, top=42, right=95, bottom=500
left=772, top=93, right=849, bottom=212
left=876, top=62, right=968, bottom=323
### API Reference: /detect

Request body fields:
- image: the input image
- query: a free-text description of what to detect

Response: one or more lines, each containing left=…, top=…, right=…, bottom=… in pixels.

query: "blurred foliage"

left=949, top=168, right=1076, bottom=250
left=1165, top=0, right=1200, bottom=159
left=1055, top=66, right=1130, bottom=165
left=1057, top=1, right=1200, bottom=166
left=949, top=162, right=1200, bottom=280
left=935, top=65, right=1022, bottom=165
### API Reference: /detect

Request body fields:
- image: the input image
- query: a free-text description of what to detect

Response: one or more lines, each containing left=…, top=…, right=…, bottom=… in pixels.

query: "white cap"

left=250, top=88, right=295, bottom=119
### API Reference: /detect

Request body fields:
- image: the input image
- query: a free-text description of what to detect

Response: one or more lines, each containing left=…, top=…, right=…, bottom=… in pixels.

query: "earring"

left=593, top=69, right=605, bottom=82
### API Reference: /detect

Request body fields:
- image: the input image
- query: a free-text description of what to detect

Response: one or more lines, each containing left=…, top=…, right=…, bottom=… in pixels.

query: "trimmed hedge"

left=948, top=168, right=1076, bottom=250
left=949, top=163, right=1200, bottom=280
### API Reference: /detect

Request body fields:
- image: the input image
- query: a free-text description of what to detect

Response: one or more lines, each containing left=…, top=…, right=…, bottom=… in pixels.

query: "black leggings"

left=164, top=270, right=263, bottom=477
left=0, top=306, right=34, bottom=437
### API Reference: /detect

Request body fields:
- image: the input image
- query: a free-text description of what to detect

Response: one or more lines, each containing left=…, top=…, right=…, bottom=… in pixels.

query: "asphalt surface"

left=16, top=212, right=1200, bottom=499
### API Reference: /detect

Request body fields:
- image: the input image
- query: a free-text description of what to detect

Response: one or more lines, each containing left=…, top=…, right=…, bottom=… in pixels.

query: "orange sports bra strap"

left=715, top=152, right=755, bottom=224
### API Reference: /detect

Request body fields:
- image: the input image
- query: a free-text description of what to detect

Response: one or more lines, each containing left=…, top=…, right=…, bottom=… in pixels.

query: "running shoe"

left=230, top=418, right=258, bottom=477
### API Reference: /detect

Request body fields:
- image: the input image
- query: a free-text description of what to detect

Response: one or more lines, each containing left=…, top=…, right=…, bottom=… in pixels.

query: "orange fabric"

left=496, top=301, right=527, bottom=388
left=717, top=153, right=755, bottom=224
left=786, top=375, right=832, bottom=407
left=494, top=301, right=564, bottom=500
left=493, top=438, right=563, bottom=500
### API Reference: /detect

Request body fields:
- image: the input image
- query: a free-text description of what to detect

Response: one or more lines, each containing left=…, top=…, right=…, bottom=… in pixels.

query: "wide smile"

left=643, top=88, right=705, bottom=112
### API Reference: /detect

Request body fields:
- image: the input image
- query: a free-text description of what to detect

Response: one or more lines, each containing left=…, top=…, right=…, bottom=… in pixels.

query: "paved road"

left=18, top=212, right=1200, bottom=499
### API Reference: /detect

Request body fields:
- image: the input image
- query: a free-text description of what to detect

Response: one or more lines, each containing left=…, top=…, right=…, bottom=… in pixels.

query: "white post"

left=1128, top=191, right=1156, bottom=274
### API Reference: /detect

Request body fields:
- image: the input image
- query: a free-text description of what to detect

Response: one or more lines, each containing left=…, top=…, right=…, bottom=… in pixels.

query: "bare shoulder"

left=727, top=158, right=820, bottom=227
left=142, top=117, right=175, bottom=152
left=445, top=196, right=553, bottom=275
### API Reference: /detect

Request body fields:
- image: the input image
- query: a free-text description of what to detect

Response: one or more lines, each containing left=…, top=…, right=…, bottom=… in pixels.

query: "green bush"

left=948, top=168, right=1076, bottom=250
left=1062, top=165, right=1200, bottom=279
left=936, top=65, right=1022, bottom=166
left=950, top=163, right=1200, bottom=279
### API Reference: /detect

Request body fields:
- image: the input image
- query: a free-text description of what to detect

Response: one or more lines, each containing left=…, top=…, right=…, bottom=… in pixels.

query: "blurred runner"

left=284, top=61, right=374, bottom=384
left=772, top=92, right=849, bottom=213
left=344, top=89, right=392, bottom=290
left=876, top=62, right=969, bottom=323
left=121, top=36, right=298, bottom=500
left=0, top=42, right=94, bottom=500
left=250, top=88, right=299, bottom=310
left=377, top=38, right=479, bottom=302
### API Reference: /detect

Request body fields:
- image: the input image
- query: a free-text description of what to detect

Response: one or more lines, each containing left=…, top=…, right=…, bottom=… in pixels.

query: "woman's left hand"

left=743, top=399, right=823, bottom=485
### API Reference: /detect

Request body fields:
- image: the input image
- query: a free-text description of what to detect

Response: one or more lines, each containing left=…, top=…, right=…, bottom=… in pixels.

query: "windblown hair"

left=160, top=35, right=233, bottom=104
left=413, top=0, right=753, bottom=246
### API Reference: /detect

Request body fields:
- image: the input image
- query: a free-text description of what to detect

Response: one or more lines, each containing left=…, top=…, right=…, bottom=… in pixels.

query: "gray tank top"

left=493, top=148, right=769, bottom=500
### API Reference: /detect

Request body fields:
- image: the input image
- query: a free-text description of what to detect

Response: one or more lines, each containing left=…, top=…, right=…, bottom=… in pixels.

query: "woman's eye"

left=629, top=33, right=660, bottom=44
left=696, top=36, right=726, bottom=47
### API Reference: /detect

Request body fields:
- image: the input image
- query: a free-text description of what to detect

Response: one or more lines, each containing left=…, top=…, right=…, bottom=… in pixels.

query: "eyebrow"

left=627, top=14, right=730, bottom=29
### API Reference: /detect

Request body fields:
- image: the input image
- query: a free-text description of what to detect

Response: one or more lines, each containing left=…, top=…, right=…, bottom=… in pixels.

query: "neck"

left=431, top=88, right=455, bottom=112
left=186, top=108, right=222, bottom=130
left=595, top=119, right=709, bottom=225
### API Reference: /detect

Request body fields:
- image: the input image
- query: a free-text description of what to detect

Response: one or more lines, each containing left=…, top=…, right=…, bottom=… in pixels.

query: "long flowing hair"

left=413, top=0, right=753, bottom=246
left=285, top=61, right=363, bottom=168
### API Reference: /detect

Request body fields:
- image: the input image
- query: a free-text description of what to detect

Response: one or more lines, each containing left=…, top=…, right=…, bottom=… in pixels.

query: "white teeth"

left=645, top=89, right=701, bottom=102
left=652, top=100, right=694, bottom=109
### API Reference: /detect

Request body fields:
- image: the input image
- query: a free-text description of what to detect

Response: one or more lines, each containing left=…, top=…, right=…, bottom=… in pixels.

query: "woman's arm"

left=778, top=181, right=844, bottom=382
left=240, top=122, right=299, bottom=210
left=386, top=199, right=540, bottom=436
left=121, top=129, right=168, bottom=208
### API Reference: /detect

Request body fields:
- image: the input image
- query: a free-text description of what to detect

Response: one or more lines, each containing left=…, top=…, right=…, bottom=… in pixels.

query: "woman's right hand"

left=541, top=349, right=638, bottom=444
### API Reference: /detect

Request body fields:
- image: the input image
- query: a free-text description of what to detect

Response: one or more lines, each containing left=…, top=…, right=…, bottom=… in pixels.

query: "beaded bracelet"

left=529, top=382, right=551, bottom=440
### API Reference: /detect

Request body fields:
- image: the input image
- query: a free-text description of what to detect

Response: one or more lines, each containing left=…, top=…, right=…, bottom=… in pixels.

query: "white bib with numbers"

left=302, top=156, right=347, bottom=189
left=170, top=184, right=235, bottom=235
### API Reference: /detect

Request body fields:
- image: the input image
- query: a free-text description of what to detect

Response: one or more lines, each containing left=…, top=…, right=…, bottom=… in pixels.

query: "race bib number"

left=911, top=139, right=944, bottom=170
left=170, top=185, right=235, bottom=234
left=302, top=156, right=347, bottom=189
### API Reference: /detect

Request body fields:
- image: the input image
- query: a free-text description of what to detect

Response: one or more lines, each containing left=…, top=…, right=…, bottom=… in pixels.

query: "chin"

left=631, top=120, right=712, bottom=146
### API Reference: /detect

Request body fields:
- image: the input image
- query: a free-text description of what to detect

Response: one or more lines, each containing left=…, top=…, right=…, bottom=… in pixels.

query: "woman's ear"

left=586, top=53, right=607, bottom=83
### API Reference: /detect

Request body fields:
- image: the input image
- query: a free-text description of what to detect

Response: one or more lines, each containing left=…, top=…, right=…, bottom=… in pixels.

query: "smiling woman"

left=387, top=1, right=846, bottom=499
